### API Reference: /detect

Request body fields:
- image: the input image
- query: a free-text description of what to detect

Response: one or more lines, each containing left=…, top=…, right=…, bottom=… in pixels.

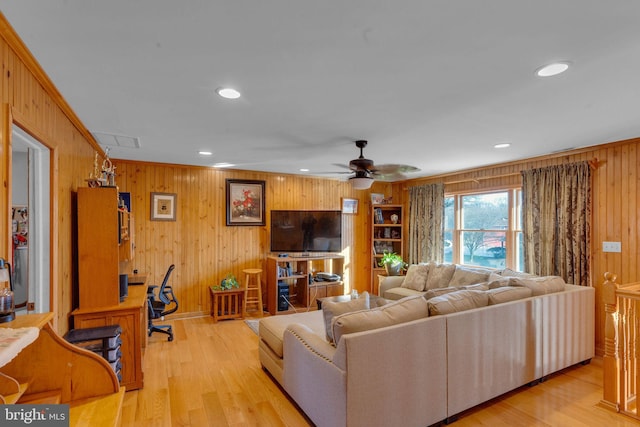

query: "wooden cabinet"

left=371, top=204, right=404, bottom=289
left=77, top=187, right=122, bottom=309
left=76, top=187, right=144, bottom=390
left=72, top=284, right=147, bottom=391
left=266, top=255, right=344, bottom=315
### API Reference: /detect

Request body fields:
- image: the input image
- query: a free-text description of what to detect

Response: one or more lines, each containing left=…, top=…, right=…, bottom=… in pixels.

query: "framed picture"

left=226, top=179, right=266, bottom=226
left=150, top=192, right=176, bottom=221
left=342, top=198, right=358, bottom=214
left=371, top=193, right=384, bottom=204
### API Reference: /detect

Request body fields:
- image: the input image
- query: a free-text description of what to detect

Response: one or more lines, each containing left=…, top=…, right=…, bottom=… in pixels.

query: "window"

left=444, top=189, right=523, bottom=270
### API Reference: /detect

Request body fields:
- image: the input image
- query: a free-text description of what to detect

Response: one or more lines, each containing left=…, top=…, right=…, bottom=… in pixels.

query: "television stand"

left=266, top=254, right=344, bottom=315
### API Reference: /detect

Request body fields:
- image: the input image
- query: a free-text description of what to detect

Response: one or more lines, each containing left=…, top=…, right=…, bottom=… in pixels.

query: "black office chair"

left=147, top=264, right=178, bottom=341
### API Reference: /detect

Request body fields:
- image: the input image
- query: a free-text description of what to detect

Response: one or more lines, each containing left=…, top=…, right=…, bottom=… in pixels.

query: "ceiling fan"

left=340, top=140, right=420, bottom=189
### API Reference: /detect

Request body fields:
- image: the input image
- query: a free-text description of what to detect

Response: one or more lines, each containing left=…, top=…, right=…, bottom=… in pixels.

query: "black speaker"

left=119, top=274, right=128, bottom=302
left=278, top=282, right=289, bottom=311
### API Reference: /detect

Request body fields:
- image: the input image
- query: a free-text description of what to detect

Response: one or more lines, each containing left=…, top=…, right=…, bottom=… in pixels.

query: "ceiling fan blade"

left=332, top=163, right=352, bottom=170
left=372, top=164, right=420, bottom=174
left=371, top=171, right=406, bottom=181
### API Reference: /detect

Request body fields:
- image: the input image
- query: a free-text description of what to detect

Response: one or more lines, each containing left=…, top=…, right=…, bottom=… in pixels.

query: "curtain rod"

left=443, top=157, right=600, bottom=186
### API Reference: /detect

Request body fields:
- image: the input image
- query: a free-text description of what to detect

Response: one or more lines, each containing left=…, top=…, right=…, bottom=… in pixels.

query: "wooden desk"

left=72, top=284, right=148, bottom=391
left=0, top=313, right=123, bottom=426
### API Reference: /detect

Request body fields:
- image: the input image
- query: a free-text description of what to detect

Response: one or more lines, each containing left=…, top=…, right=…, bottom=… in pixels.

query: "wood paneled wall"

left=0, top=14, right=98, bottom=333
left=116, top=161, right=380, bottom=317
left=404, top=139, right=640, bottom=355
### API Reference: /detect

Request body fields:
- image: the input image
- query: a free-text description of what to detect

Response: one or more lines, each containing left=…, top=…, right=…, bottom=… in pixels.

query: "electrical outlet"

left=602, top=241, right=622, bottom=253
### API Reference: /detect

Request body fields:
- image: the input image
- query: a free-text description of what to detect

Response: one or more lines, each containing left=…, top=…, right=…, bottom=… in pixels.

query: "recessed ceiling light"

left=494, top=143, right=511, bottom=149
left=536, top=62, right=570, bottom=77
left=198, top=151, right=213, bottom=156
left=213, top=162, right=235, bottom=168
left=216, top=87, right=241, bottom=99
left=299, top=168, right=310, bottom=172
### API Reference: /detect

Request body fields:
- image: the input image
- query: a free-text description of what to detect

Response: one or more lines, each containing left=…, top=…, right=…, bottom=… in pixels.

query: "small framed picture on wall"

left=150, top=192, right=177, bottom=221
left=341, top=198, right=358, bottom=214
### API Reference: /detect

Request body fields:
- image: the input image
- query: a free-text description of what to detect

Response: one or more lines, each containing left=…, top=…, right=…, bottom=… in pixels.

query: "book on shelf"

left=374, top=208, right=384, bottom=224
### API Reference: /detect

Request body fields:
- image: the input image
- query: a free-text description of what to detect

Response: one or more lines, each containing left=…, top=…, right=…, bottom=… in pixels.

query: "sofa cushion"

left=460, top=283, right=490, bottom=291
left=427, top=290, right=489, bottom=316
left=259, top=310, right=326, bottom=358
left=486, top=286, right=533, bottom=305
left=509, top=276, right=566, bottom=296
left=331, top=295, right=429, bottom=345
left=425, top=263, right=456, bottom=290
left=322, top=292, right=370, bottom=342
left=401, top=264, right=430, bottom=291
left=384, top=286, right=427, bottom=300
left=448, top=266, right=491, bottom=287
left=487, top=276, right=512, bottom=289
left=424, top=286, right=459, bottom=299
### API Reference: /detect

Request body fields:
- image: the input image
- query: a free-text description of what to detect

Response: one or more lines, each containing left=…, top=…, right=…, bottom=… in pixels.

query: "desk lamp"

left=0, top=258, right=15, bottom=323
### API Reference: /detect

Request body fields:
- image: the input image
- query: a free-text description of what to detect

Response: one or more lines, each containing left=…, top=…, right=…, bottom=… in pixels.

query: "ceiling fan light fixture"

left=216, top=87, right=241, bottom=99
left=535, top=61, right=570, bottom=77
left=350, top=176, right=374, bottom=190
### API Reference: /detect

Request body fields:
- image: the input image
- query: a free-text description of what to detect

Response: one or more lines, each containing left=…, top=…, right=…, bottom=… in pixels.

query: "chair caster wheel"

left=168, top=336, right=173, bottom=342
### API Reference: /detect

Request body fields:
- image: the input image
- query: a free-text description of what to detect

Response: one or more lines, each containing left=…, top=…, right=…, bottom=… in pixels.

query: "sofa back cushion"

left=424, top=286, right=459, bottom=299
left=425, top=263, right=456, bottom=290
left=448, top=266, right=491, bottom=287
left=509, top=276, right=566, bottom=296
left=427, top=289, right=489, bottom=316
left=486, top=286, right=533, bottom=305
left=401, top=264, right=430, bottom=291
left=331, top=295, right=429, bottom=345
left=322, top=292, right=370, bottom=343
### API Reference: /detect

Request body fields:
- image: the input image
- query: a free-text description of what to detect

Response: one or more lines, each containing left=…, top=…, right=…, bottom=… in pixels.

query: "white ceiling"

left=3, top=1, right=640, bottom=181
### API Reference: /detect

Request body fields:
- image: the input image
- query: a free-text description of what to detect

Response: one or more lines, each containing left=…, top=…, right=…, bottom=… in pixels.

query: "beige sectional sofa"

left=258, top=263, right=595, bottom=427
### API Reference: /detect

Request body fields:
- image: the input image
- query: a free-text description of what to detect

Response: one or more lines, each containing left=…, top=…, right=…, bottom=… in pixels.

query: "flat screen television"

left=270, top=210, right=342, bottom=253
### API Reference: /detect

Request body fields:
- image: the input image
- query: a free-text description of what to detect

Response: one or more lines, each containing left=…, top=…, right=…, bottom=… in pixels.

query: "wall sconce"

left=0, top=258, right=15, bottom=323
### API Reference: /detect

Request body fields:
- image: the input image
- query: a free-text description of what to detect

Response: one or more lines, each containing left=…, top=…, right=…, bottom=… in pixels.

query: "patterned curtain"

left=408, top=183, right=445, bottom=264
left=521, top=162, right=591, bottom=286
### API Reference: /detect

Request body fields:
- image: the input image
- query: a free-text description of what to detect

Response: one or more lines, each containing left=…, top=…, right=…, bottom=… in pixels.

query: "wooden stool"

left=243, top=268, right=263, bottom=317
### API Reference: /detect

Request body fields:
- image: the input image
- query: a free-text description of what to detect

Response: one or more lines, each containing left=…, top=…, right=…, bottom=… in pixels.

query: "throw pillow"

left=322, top=292, right=370, bottom=343
left=427, top=289, right=489, bottom=316
left=500, top=268, right=535, bottom=278
left=401, top=264, right=430, bottom=291
left=331, top=295, right=429, bottom=345
left=424, top=262, right=456, bottom=290
left=448, top=266, right=491, bottom=287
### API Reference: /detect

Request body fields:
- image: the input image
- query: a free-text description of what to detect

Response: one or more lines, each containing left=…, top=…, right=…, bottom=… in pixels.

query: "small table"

left=317, top=294, right=386, bottom=310
left=210, top=288, right=245, bottom=323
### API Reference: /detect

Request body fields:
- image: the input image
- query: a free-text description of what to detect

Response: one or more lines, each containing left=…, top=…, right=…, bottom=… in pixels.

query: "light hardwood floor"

left=121, top=316, right=638, bottom=427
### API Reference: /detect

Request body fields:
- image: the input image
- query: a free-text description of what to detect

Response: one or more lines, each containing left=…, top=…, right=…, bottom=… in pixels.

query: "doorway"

left=11, top=125, right=50, bottom=313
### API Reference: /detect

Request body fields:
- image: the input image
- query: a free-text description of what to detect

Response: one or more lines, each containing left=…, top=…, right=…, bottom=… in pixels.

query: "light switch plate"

left=603, top=241, right=621, bottom=253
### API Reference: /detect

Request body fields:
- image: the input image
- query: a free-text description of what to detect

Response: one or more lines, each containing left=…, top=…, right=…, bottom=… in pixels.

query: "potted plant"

left=378, top=251, right=406, bottom=276
left=213, top=273, right=240, bottom=291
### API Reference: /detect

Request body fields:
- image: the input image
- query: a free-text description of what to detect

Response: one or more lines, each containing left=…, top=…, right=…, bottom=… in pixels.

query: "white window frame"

left=445, top=187, right=522, bottom=270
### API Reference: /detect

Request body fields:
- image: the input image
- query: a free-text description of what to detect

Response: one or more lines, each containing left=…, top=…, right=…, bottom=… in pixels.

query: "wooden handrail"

left=601, top=272, right=640, bottom=419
